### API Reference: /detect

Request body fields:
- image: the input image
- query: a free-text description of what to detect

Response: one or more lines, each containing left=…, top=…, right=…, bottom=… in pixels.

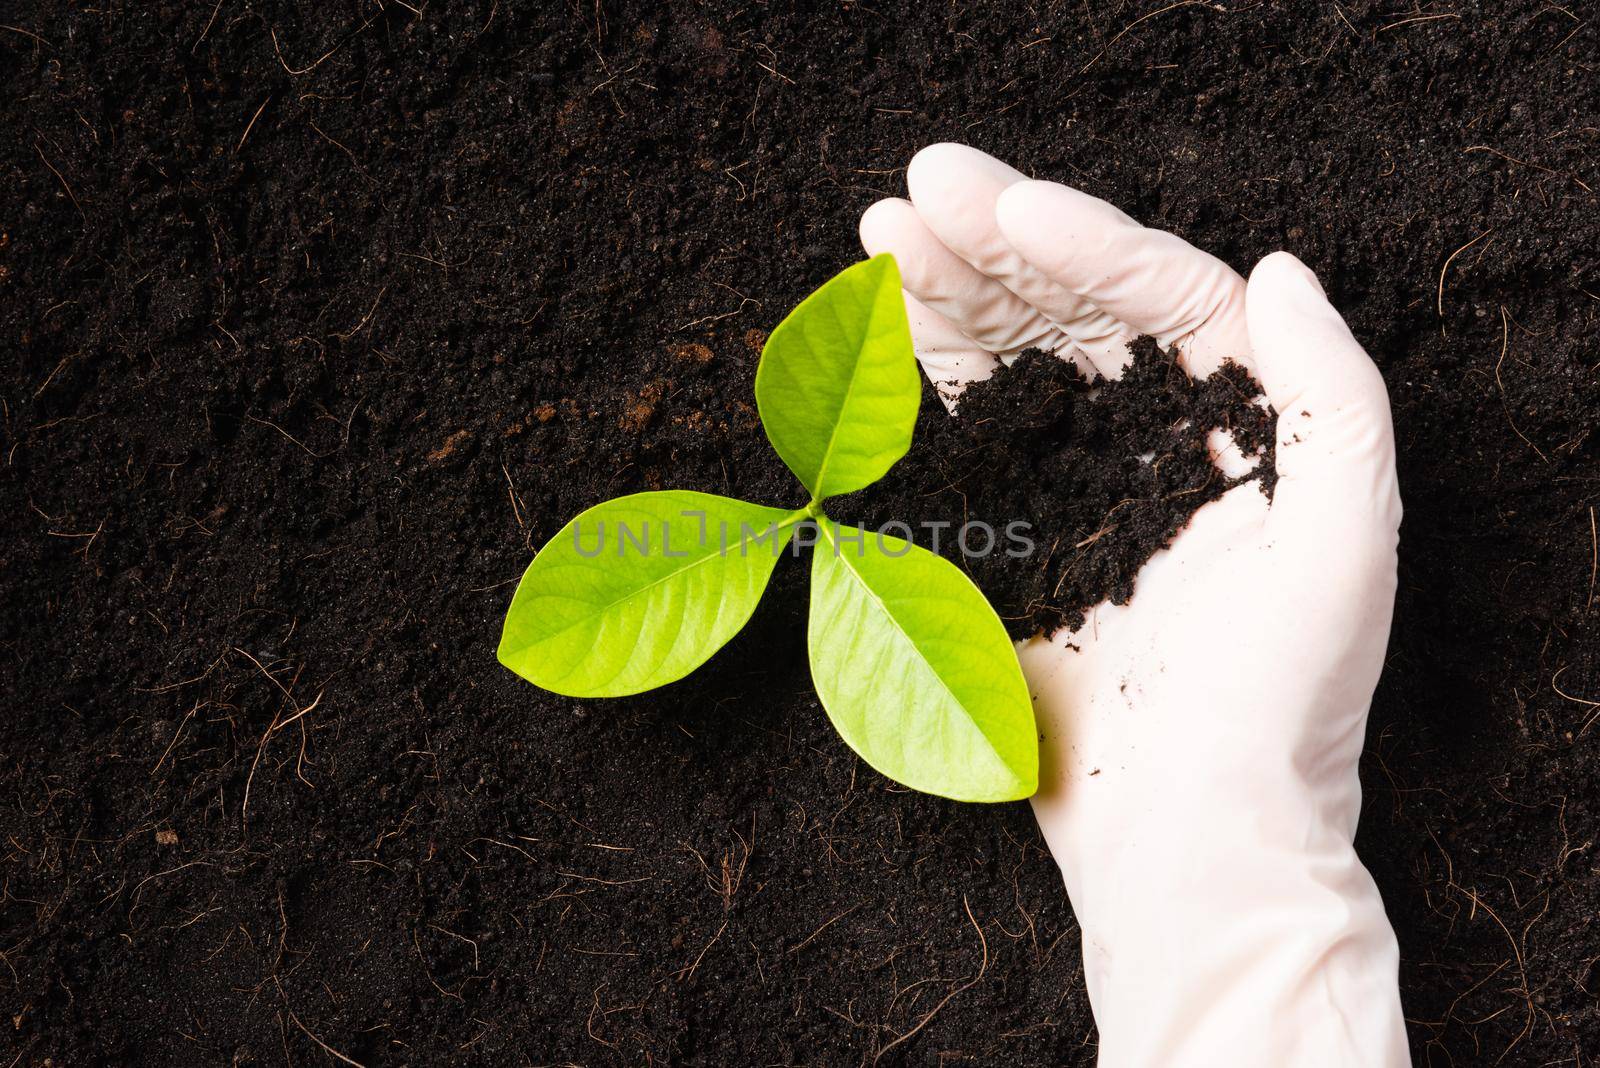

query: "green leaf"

left=499, top=491, right=801, bottom=697
left=755, top=255, right=920, bottom=501
left=807, top=523, right=1037, bottom=802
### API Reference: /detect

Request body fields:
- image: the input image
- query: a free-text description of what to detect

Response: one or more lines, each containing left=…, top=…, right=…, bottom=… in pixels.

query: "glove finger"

left=904, top=143, right=1130, bottom=379
left=994, top=180, right=1254, bottom=380
left=902, top=292, right=1002, bottom=412
left=1245, top=252, right=1401, bottom=544
left=860, top=197, right=1082, bottom=368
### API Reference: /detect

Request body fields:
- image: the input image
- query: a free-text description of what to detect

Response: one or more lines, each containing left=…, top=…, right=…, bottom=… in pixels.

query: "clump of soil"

left=848, top=338, right=1275, bottom=637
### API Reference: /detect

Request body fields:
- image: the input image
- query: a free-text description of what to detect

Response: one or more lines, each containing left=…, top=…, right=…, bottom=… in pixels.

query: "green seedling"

left=497, top=256, right=1037, bottom=802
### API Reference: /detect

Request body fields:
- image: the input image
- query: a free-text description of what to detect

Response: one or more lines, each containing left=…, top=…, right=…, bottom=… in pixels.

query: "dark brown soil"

left=849, top=340, right=1275, bottom=638
left=3, top=3, right=1598, bottom=1066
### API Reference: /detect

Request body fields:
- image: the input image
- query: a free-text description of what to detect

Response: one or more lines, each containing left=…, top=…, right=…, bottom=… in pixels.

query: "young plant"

left=497, top=256, right=1037, bottom=801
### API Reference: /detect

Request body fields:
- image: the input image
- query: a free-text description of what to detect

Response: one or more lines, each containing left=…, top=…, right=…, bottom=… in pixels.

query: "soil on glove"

left=852, top=340, right=1276, bottom=638
left=3, top=3, right=1599, bottom=1067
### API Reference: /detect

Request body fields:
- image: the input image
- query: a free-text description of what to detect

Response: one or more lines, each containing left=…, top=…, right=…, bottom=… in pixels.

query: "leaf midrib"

left=509, top=507, right=805, bottom=657
left=819, top=524, right=1021, bottom=783
left=807, top=281, right=886, bottom=500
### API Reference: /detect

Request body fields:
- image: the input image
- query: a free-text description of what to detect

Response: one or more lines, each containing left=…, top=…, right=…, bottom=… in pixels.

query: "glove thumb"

left=1246, top=252, right=1402, bottom=549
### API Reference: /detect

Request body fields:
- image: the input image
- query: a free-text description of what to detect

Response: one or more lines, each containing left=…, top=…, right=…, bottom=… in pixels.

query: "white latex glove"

left=860, top=144, right=1408, bottom=1068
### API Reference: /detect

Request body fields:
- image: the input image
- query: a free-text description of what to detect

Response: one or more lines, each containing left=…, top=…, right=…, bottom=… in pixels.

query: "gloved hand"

left=859, top=144, right=1409, bottom=1068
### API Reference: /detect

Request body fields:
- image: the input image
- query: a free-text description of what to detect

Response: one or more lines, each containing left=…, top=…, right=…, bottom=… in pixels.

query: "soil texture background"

left=3, top=2, right=1599, bottom=1065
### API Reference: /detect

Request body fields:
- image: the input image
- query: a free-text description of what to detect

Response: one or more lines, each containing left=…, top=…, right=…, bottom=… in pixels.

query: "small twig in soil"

left=235, top=646, right=324, bottom=827
left=333, top=286, right=387, bottom=342
left=240, top=686, right=322, bottom=816
left=137, top=654, right=225, bottom=693
left=1464, top=145, right=1593, bottom=193
left=268, top=887, right=290, bottom=983
left=1079, top=0, right=1209, bottom=74
left=308, top=120, right=374, bottom=182
left=1436, top=228, right=1495, bottom=327
left=151, top=700, right=205, bottom=776
left=2, top=22, right=50, bottom=46
left=271, top=16, right=377, bottom=76
left=676, top=305, right=754, bottom=331
left=40, top=515, right=105, bottom=559
left=33, top=144, right=84, bottom=221
left=501, top=461, right=526, bottom=529
left=192, top=0, right=224, bottom=52
left=287, top=1008, right=367, bottom=1067
left=425, top=924, right=481, bottom=971
left=1378, top=12, right=1460, bottom=32
left=1493, top=308, right=1549, bottom=463
left=1073, top=524, right=1118, bottom=550
left=787, top=903, right=861, bottom=955
left=681, top=830, right=750, bottom=909
left=586, top=984, right=618, bottom=1049
left=468, top=837, right=534, bottom=861
left=235, top=95, right=271, bottom=153
left=672, top=918, right=727, bottom=982
left=412, top=927, right=465, bottom=1001
left=1452, top=884, right=1538, bottom=1063
left=554, top=870, right=651, bottom=887
left=128, top=861, right=217, bottom=927
left=466, top=577, right=517, bottom=593
left=33, top=353, right=71, bottom=397
left=872, top=895, right=989, bottom=1064
left=1551, top=666, right=1600, bottom=736
left=245, top=412, right=330, bottom=458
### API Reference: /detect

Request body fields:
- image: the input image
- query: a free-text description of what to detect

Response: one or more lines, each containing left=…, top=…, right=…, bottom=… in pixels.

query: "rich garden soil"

left=854, top=341, right=1276, bottom=639
left=3, top=2, right=1598, bottom=1065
